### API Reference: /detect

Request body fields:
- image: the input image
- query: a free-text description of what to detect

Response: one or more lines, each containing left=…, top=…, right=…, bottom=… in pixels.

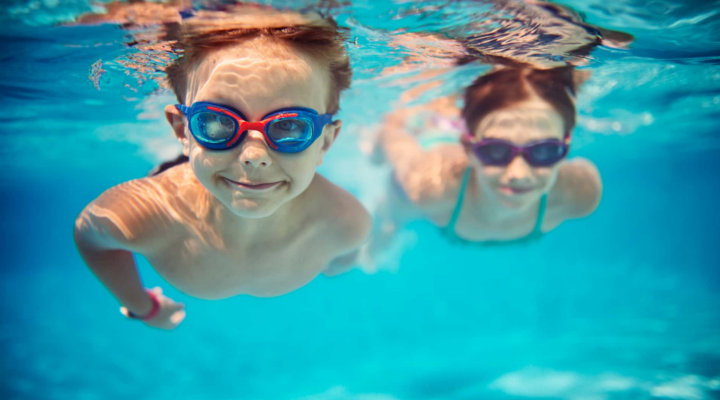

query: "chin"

left=228, top=198, right=283, bottom=218
left=495, top=191, right=541, bottom=209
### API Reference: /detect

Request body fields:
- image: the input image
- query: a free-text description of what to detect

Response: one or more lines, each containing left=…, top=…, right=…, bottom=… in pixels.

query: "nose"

left=238, top=130, right=272, bottom=168
left=504, top=154, right=533, bottom=184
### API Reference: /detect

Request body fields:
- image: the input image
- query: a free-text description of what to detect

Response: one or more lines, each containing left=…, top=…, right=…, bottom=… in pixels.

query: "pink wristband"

left=127, top=290, right=160, bottom=321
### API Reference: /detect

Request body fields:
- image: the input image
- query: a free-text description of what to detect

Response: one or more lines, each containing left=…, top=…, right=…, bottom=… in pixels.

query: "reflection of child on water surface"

left=74, top=6, right=370, bottom=330
left=365, top=67, right=601, bottom=264
left=381, top=0, right=633, bottom=74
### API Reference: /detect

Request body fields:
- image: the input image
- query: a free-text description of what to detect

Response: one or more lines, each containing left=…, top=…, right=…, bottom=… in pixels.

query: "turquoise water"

left=1, top=1, right=719, bottom=399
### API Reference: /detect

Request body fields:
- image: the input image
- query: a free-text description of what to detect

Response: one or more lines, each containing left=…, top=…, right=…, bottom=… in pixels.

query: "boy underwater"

left=74, top=5, right=370, bottom=330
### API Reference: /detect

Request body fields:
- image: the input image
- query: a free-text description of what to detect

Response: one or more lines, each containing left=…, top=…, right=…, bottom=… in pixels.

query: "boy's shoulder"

left=77, top=163, right=200, bottom=253
left=303, top=174, right=372, bottom=254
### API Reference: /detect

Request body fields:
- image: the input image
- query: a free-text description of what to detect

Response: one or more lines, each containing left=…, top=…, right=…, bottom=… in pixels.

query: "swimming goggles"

left=175, top=102, right=333, bottom=153
left=463, top=134, right=569, bottom=167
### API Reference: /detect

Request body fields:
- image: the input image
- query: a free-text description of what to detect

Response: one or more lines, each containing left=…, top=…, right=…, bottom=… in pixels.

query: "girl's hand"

left=121, top=287, right=186, bottom=330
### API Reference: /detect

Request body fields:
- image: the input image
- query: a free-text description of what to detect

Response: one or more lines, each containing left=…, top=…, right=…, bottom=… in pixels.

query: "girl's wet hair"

left=462, top=67, right=583, bottom=136
left=164, top=10, right=352, bottom=115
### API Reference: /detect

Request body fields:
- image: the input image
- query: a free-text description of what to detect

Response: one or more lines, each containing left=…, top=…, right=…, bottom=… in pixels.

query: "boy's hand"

left=121, top=287, right=186, bottom=330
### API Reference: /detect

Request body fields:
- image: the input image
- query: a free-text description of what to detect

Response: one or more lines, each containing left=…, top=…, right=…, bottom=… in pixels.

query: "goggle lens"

left=528, top=142, right=566, bottom=166
left=476, top=143, right=513, bottom=165
left=190, top=112, right=237, bottom=143
left=267, top=117, right=312, bottom=145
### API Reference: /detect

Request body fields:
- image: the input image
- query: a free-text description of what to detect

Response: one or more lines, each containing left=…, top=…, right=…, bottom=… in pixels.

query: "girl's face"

left=468, top=97, right=566, bottom=209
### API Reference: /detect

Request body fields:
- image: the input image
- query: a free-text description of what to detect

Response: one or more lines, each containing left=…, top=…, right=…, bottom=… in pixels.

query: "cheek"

left=276, top=154, right=317, bottom=185
left=533, top=166, right=560, bottom=188
left=467, top=152, right=494, bottom=180
left=189, top=145, right=231, bottom=178
left=477, top=165, right=504, bottom=183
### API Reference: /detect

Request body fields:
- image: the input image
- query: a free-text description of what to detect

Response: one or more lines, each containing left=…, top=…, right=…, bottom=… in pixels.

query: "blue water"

left=1, top=1, right=719, bottom=399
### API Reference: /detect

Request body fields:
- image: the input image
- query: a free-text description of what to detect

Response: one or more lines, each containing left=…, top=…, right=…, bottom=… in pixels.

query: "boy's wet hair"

left=164, top=10, right=352, bottom=115
left=462, top=67, right=584, bottom=136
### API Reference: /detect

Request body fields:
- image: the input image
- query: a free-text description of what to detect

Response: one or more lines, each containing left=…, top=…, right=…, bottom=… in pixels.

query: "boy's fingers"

left=150, top=286, right=163, bottom=295
left=170, top=310, right=186, bottom=324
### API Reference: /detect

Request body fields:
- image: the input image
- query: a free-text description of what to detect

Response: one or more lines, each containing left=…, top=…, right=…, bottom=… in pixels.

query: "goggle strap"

left=207, top=105, right=236, bottom=118
left=175, top=104, right=191, bottom=116
left=318, top=114, right=333, bottom=127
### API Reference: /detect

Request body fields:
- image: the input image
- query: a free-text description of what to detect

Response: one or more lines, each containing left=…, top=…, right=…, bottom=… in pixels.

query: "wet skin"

left=376, top=96, right=601, bottom=243
left=75, top=37, right=370, bottom=328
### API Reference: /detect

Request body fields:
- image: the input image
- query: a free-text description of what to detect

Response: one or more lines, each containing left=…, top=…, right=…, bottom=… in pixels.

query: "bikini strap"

left=533, top=194, right=548, bottom=234
left=446, top=167, right=473, bottom=234
left=446, top=170, right=547, bottom=239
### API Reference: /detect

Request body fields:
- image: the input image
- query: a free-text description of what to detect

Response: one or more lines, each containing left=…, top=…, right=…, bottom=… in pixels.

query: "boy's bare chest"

left=144, top=231, right=330, bottom=300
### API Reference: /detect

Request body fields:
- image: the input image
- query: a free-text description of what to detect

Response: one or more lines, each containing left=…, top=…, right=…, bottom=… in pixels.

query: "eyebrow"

left=482, top=112, right=555, bottom=130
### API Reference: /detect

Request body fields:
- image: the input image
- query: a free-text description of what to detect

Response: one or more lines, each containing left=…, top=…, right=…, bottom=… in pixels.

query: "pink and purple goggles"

left=175, top=102, right=333, bottom=153
left=463, top=133, right=570, bottom=167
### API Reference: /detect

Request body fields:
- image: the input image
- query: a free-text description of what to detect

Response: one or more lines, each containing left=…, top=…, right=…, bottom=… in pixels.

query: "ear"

left=165, top=104, right=190, bottom=157
left=317, top=119, right=342, bottom=165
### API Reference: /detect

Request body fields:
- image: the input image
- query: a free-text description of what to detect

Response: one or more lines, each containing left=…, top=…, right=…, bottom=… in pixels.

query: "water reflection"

left=380, top=0, right=634, bottom=76
left=461, top=0, right=634, bottom=67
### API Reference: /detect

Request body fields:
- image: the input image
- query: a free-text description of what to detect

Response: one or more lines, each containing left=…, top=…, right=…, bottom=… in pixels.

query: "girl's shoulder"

left=548, top=157, right=602, bottom=220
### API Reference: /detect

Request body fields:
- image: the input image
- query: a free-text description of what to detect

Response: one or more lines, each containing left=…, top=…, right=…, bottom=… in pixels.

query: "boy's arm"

left=74, top=180, right=184, bottom=329
left=73, top=230, right=154, bottom=316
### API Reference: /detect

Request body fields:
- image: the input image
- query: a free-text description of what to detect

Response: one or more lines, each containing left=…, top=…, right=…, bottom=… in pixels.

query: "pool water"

left=1, top=1, right=719, bottom=399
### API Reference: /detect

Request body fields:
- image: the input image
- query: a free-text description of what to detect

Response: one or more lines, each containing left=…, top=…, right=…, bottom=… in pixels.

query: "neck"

left=468, top=175, right=538, bottom=224
left=203, top=185, right=299, bottom=239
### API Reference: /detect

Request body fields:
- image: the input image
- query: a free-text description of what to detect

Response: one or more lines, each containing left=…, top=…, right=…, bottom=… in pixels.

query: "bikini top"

left=443, top=168, right=547, bottom=246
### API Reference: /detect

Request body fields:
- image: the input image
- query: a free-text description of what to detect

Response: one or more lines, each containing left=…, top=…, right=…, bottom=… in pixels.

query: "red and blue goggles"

left=463, top=134, right=570, bottom=167
left=175, top=102, right=333, bottom=153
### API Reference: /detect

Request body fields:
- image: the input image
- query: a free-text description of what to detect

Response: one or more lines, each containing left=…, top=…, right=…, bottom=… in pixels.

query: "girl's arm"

left=377, top=104, right=466, bottom=208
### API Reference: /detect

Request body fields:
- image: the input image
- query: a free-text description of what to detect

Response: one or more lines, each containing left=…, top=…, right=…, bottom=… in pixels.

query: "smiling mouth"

left=224, top=178, right=283, bottom=191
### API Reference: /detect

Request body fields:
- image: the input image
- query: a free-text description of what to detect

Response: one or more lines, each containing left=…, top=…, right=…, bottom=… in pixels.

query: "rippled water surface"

left=1, top=1, right=719, bottom=399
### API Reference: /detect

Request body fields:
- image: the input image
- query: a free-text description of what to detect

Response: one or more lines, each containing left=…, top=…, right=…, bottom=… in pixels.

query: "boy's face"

left=165, top=39, right=341, bottom=218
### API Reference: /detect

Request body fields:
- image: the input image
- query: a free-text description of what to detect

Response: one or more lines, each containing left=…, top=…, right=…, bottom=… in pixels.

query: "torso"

left=122, top=163, right=363, bottom=300
left=383, top=102, right=600, bottom=244
left=403, top=156, right=569, bottom=243
left=145, top=226, right=330, bottom=299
